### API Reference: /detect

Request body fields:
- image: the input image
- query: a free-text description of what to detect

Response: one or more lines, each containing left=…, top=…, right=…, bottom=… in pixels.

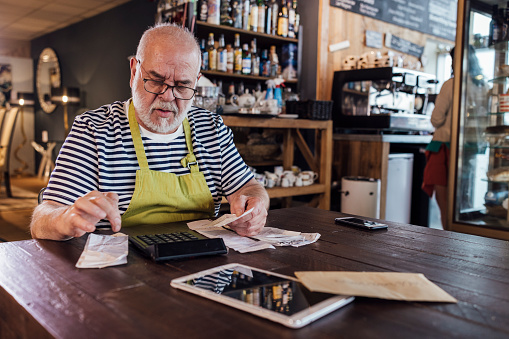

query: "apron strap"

left=128, top=99, right=149, bottom=169
left=180, top=118, right=199, bottom=173
left=128, top=99, right=199, bottom=173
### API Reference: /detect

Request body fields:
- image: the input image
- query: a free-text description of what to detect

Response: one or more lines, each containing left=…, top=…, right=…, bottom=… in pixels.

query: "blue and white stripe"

left=43, top=101, right=253, bottom=227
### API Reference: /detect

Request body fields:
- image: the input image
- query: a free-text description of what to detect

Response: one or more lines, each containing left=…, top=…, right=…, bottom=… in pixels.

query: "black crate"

left=285, top=100, right=333, bottom=120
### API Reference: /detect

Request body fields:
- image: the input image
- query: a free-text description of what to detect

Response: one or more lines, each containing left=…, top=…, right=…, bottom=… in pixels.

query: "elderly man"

left=30, top=23, right=269, bottom=241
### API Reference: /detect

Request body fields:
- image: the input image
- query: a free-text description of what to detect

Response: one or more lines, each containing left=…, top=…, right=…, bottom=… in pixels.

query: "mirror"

left=36, top=48, right=61, bottom=114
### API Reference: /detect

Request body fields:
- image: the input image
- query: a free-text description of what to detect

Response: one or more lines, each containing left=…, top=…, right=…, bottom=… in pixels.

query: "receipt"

left=76, top=233, right=128, bottom=269
left=205, top=208, right=254, bottom=228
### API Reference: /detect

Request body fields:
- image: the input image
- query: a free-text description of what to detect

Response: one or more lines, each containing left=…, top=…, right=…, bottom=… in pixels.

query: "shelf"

left=265, top=184, right=327, bottom=198
left=201, top=70, right=297, bottom=84
left=195, top=21, right=299, bottom=44
left=343, top=88, right=369, bottom=96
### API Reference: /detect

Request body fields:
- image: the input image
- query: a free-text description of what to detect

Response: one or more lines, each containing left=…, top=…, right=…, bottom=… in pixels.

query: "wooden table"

left=1, top=207, right=508, bottom=338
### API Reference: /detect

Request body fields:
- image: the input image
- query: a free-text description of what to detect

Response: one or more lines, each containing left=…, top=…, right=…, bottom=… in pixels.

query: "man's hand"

left=227, top=178, right=269, bottom=237
left=30, top=191, right=121, bottom=241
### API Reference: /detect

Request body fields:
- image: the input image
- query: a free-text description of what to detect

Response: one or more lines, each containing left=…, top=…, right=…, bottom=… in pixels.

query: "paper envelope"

left=295, top=271, right=457, bottom=303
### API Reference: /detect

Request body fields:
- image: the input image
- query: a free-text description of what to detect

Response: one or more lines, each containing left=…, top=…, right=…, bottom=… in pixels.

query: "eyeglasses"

left=136, top=59, right=197, bottom=100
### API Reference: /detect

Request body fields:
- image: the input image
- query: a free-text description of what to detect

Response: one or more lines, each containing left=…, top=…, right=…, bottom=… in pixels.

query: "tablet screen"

left=180, top=265, right=337, bottom=316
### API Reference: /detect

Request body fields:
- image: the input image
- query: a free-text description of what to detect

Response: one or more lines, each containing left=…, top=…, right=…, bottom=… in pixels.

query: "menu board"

left=330, top=0, right=457, bottom=41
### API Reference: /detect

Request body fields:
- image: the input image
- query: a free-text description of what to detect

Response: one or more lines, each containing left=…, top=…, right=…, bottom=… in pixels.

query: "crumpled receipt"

left=76, top=233, right=128, bottom=269
left=187, top=213, right=320, bottom=252
left=204, top=208, right=254, bottom=228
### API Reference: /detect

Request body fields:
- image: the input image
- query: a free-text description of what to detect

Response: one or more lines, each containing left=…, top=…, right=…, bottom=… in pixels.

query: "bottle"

left=226, top=44, right=234, bottom=73
left=257, top=0, right=266, bottom=33
left=207, top=0, right=220, bottom=24
left=200, top=38, right=209, bottom=71
left=251, top=38, right=260, bottom=76
left=294, top=12, right=300, bottom=38
left=265, top=0, right=272, bottom=34
left=199, top=0, right=209, bottom=21
left=489, top=5, right=500, bottom=46
left=260, top=49, right=271, bottom=76
left=226, top=82, right=237, bottom=105
left=242, top=43, right=252, bottom=75
left=287, top=0, right=295, bottom=38
left=234, top=33, right=243, bottom=74
left=207, top=33, right=217, bottom=71
left=250, top=0, right=258, bottom=31
left=220, top=0, right=233, bottom=26
left=269, top=45, right=279, bottom=77
left=237, top=81, right=245, bottom=96
left=277, top=5, right=288, bottom=37
left=217, top=80, right=226, bottom=107
left=217, top=34, right=227, bottom=72
left=270, top=0, right=278, bottom=35
left=243, top=0, right=250, bottom=30
left=232, top=0, right=243, bottom=28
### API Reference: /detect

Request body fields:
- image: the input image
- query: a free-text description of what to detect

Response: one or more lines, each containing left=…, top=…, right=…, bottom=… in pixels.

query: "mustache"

left=150, top=100, right=179, bottom=114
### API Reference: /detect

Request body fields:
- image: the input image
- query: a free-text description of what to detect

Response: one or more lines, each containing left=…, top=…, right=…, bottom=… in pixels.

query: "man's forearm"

left=30, top=202, right=72, bottom=241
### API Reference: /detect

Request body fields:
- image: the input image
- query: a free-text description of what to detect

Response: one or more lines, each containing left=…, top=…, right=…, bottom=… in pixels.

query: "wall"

left=316, top=1, right=454, bottom=100
left=31, top=0, right=157, bottom=144
left=0, top=55, right=35, bottom=175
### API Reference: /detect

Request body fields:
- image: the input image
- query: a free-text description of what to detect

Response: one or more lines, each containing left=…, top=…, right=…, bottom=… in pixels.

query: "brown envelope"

left=295, top=271, right=457, bottom=303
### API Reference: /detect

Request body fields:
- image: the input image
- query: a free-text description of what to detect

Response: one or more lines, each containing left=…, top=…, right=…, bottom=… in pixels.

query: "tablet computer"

left=170, top=263, right=354, bottom=328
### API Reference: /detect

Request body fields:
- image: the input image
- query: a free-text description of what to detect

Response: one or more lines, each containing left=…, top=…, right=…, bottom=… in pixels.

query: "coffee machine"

left=331, top=67, right=437, bottom=132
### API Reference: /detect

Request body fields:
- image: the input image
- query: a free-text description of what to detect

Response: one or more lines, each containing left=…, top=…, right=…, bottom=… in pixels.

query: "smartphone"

left=335, top=217, right=388, bottom=230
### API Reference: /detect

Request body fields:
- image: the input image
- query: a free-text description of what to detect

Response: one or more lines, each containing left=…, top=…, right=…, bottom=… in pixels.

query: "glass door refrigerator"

left=449, top=0, right=509, bottom=240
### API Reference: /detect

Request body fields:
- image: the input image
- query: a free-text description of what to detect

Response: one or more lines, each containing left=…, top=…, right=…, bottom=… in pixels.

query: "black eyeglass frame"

left=136, top=59, right=197, bottom=100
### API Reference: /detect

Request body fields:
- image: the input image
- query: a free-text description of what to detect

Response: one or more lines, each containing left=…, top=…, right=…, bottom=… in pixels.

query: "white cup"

left=274, top=166, right=284, bottom=175
left=299, top=171, right=318, bottom=185
left=281, top=177, right=291, bottom=187
left=264, top=171, right=281, bottom=186
left=254, top=173, right=267, bottom=186
left=295, top=177, right=303, bottom=187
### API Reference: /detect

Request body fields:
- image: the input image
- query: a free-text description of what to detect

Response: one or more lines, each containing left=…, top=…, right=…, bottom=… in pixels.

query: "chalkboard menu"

left=330, top=0, right=457, bottom=41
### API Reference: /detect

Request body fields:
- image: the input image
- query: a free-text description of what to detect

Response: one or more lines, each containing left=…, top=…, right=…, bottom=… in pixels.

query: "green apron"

left=121, top=100, right=215, bottom=227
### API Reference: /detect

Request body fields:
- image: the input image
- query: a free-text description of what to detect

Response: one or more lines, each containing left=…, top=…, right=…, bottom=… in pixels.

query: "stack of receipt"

left=187, top=212, right=320, bottom=253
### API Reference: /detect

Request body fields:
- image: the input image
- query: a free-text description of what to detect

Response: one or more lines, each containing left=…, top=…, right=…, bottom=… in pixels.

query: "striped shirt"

left=43, top=100, right=253, bottom=227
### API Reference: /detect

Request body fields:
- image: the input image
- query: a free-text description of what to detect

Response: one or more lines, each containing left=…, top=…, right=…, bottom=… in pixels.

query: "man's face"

left=130, top=43, right=200, bottom=134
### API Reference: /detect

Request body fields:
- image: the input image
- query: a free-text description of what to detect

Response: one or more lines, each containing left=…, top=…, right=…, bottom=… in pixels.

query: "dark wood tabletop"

left=1, top=207, right=509, bottom=338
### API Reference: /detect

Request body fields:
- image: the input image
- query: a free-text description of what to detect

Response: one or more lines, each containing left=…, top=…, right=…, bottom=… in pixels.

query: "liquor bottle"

left=257, top=0, right=266, bottom=33
left=217, top=34, right=227, bottom=72
left=226, top=82, right=237, bottom=105
left=232, top=0, right=243, bottom=28
left=207, top=33, right=217, bottom=71
left=237, top=81, right=245, bottom=96
left=269, top=45, right=279, bottom=77
left=243, top=0, right=250, bottom=30
left=217, top=80, right=226, bottom=106
left=277, top=5, right=288, bottom=37
left=199, top=0, right=208, bottom=21
left=242, top=43, right=252, bottom=75
left=260, top=49, right=271, bottom=76
left=490, top=5, right=500, bottom=46
left=226, top=44, right=234, bottom=73
left=287, top=0, right=295, bottom=38
left=250, top=0, right=258, bottom=31
left=200, top=38, right=209, bottom=71
left=270, top=0, right=278, bottom=35
left=207, top=0, right=220, bottom=24
left=251, top=39, right=260, bottom=76
left=220, top=0, right=233, bottom=26
left=265, top=0, right=272, bottom=34
left=294, top=12, right=300, bottom=38
left=234, top=34, right=243, bottom=74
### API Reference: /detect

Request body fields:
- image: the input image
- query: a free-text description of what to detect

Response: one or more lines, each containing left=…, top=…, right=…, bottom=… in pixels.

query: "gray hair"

left=135, top=23, right=201, bottom=72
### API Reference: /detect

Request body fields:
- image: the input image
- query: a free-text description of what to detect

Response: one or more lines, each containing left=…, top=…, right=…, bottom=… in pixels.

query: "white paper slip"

left=253, top=227, right=321, bottom=247
left=76, top=233, right=128, bottom=269
left=205, top=207, right=255, bottom=228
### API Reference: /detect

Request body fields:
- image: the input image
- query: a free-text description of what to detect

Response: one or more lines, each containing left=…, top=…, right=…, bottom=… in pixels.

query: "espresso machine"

left=331, top=67, right=437, bottom=132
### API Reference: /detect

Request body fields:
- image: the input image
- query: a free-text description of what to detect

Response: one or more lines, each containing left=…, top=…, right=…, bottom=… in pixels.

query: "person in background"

left=422, top=46, right=487, bottom=228
left=30, top=23, right=269, bottom=241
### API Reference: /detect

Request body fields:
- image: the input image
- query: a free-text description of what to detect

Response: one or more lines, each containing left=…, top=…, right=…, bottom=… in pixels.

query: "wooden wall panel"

left=316, top=1, right=453, bottom=100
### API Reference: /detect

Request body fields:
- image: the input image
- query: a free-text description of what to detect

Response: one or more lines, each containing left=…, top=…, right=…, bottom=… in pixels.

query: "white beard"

left=132, top=89, right=188, bottom=134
